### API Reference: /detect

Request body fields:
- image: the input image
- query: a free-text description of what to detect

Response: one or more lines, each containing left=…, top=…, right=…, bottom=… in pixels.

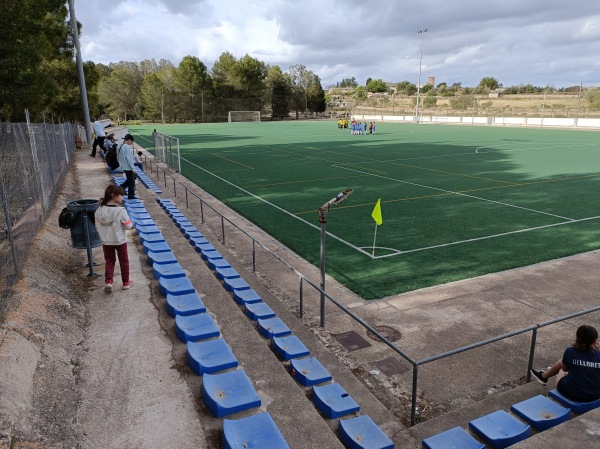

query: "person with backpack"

left=94, top=184, right=133, bottom=293
left=117, top=134, right=136, bottom=200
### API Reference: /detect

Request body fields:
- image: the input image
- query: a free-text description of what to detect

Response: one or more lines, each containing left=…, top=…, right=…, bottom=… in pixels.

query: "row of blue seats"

left=112, top=166, right=163, bottom=195
left=422, top=387, right=600, bottom=449
left=155, top=198, right=395, bottom=449
left=122, top=197, right=291, bottom=449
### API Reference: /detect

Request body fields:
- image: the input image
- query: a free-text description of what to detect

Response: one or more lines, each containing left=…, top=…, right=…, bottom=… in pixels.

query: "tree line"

left=0, top=2, right=326, bottom=123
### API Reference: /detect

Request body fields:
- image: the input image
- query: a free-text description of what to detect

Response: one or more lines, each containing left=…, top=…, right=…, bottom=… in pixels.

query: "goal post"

left=228, top=111, right=261, bottom=123
left=153, top=131, right=181, bottom=173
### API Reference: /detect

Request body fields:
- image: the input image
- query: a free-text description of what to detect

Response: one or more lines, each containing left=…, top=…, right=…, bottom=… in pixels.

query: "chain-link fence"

left=0, top=117, right=78, bottom=312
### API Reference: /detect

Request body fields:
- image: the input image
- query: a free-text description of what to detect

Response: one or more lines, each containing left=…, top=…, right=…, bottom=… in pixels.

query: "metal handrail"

left=141, top=156, right=600, bottom=426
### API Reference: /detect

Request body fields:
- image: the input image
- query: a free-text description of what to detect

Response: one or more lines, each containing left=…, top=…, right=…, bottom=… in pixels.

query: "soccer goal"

left=153, top=131, right=181, bottom=173
left=228, top=111, right=261, bottom=123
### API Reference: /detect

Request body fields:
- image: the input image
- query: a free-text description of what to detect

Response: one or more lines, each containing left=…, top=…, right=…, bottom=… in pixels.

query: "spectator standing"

left=90, top=118, right=109, bottom=157
left=95, top=184, right=133, bottom=292
left=117, top=134, right=136, bottom=200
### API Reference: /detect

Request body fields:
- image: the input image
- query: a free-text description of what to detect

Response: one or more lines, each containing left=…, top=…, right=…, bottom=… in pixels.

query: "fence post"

left=411, top=364, right=419, bottom=426
left=221, top=216, right=225, bottom=244
left=526, top=328, right=538, bottom=382
left=252, top=240, right=256, bottom=272
left=299, top=277, right=304, bottom=318
left=0, top=165, right=19, bottom=277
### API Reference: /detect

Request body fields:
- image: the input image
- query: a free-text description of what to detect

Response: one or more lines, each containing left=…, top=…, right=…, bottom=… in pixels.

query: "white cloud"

left=74, top=0, right=600, bottom=88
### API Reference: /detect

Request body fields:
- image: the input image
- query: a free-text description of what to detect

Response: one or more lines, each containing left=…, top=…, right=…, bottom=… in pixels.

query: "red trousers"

left=103, top=243, right=130, bottom=284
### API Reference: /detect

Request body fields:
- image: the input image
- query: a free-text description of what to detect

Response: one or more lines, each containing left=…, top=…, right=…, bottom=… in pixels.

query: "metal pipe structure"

left=415, top=28, right=428, bottom=122
left=67, top=0, right=92, bottom=144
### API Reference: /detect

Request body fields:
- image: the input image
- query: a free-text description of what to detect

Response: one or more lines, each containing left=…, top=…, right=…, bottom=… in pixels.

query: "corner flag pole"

left=371, top=199, right=382, bottom=256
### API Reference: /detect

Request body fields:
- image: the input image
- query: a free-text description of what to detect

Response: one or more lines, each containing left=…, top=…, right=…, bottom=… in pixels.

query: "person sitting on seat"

left=531, top=324, right=600, bottom=402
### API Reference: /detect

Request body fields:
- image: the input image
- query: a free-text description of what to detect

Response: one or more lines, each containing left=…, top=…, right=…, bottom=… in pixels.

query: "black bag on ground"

left=58, top=207, right=76, bottom=229
left=106, top=144, right=120, bottom=170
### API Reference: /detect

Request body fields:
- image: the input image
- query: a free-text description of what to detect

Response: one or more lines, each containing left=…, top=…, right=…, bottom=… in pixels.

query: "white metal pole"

left=415, top=29, right=428, bottom=122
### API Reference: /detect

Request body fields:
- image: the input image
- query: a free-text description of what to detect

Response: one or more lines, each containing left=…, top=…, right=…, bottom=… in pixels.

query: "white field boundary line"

left=334, top=166, right=575, bottom=221
left=182, top=157, right=374, bottom=257
left=474, top=142, right=597, bottom=154
left=370, top=215, right=600, bottom=259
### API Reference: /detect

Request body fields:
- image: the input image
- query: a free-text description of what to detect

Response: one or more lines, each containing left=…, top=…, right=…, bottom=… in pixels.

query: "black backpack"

left=106, top=144, right=120, bottom=170
left=58, top=207, right=76, bottom=229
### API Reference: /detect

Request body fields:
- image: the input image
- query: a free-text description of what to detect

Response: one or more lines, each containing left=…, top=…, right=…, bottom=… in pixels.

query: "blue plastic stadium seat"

left=272, top=335, right=310, bottom=361
left=175, top=312, right=220, bottom=343
left=185, top=230, right=206, bottom=240
left=469, top=410, right=531, bottom=449
left=195, top=243, right=216, bottom=255
left=143, top=240, right=171, bottom=254
left=166, top=292, right=206, bottom=317
left=132, top=218, right=155, bottom=228
left=202, top=369, right=261, bottom=418
left=312, top=383, right=360, bottom=419
left=223, top=412, right=290, bottom=449
left=135, top=224, right=160, bottom=235
left=174, top=219, right=191, bottom=229
left=548, top=388, right=600, bottom=414
left=257, top=317, right=291, bottom=339
left=187, top=338, right=238, bottom=375
left=210, top=258, right=231, bottom=270
left=215, top=266, right=240, bottom=281
left=234, top=288, right=263, bottom=305
left=245, top=302, right=276, bottom=321
left=422, top=426, right=484, bottom=449
left=179, top=223, right=197, bottom=233
left=138, top=231, right=165, bottom=244
left=339, top=415, right=394, bottom=449
left=147, top=250, right=177, bottom=266
left=159, top=276, right=195, bottom=297
left=290, top=357, right=332, bottom=387
left=206, top=253, right=227, bottom=270
left=152, top=261, right=186, bottom=280
left=223, top=277, right=250, bottom=292
left=130, top=212, right=152, bottom=221
left=510, top=395, right=571, bottom=431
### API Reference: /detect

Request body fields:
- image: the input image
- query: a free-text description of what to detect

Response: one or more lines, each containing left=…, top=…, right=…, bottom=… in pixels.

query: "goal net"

left=228, top=111, right=261, bottom=123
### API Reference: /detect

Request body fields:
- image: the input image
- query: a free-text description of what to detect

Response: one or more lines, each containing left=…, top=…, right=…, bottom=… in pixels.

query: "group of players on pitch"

left=338, top=118, right=376, bottom=135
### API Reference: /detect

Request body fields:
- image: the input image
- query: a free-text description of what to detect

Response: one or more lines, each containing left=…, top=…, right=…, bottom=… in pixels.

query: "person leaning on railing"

left=531, top=325, right=600, bottom=402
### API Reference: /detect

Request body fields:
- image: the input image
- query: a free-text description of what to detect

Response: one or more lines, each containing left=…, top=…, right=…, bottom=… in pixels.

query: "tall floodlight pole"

left=415, top=28, right=428, bottom=123
left=68, top=0, right=92, bottom=144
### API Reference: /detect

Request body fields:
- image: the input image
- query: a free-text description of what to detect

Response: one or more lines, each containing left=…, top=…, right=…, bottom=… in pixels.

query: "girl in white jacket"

left=95, top=184, right=133, bottom=293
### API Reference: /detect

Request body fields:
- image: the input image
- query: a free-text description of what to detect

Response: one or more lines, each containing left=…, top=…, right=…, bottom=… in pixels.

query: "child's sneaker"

left=122, top=280, right=133, bottom=290
left=530, top=369, right=547, bottom=386
left=104, top=282, right=113, bottom=294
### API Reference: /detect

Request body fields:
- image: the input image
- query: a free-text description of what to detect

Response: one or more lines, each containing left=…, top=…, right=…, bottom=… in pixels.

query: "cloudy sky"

left=73, top=0, right=600, bottom=89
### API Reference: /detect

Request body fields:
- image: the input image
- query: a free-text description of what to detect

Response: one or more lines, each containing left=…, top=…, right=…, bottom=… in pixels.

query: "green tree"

left=176, top=56, right=211, bottom=121
left=420, top=84, right=433, bottom=94
left=396, top=81, right=416, bottom=96
left=338, top=77, right=358, bottom=88
left=449, top=95, right=477, bottom=110
left=264, top=65, right=290, bottom=118
left=478, top=77, right=501, bottom=92
left=366, top=79, right=388, bottom=93
left=97, top=62, right=143, bottom=121
left=354, top=86, right=367, bottom=99
left=423, top=94, right=437, bottom=108
left=306, top=74, right=326, bottom=113
left=585, top=88, right=600, bottom=110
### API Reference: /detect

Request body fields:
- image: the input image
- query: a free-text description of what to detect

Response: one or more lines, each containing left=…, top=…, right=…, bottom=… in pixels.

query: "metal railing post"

left=221, top=216, right=225, bottom=243
left=527, top=328, right=538, bottom=382
left=411, top=364, right=419, bottom=426
left=252, top=240, right=256, bottom=272
left=185, top=187, right=189, bottom=208
left=299, top=277, right=304, bottom=318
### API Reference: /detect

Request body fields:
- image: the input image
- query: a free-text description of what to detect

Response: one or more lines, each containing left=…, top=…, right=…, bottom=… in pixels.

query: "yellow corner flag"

left=371, top=199, right=382, bottom=225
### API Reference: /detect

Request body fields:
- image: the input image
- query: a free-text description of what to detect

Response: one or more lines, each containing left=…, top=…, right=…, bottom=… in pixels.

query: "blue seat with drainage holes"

left=143, top=240, right=171, bottom=254
left=422, top=426, right=484, bottom=449
left=290, top=357, right=332, bottom=387
left=234, top=288, right=262, bottom=305
left=215, top=266, right=240, bottom=281
left=245, top=302, right=276, bottom=321
left=147, top=250, right=177, bottom=266
left=175, top=312, right=219, bottom=343
left=135, top=224, right=160, bottom=235
left=187, top=338, right=238, bottom=375
left=468, top=410, right=531, bottom=449
left=166, top=292, right=206, bottom=317
left=339, top=415, right=394, bottom=449
left=312, top=383, right=360, bottom=419
left=222, top=412, right=290, bottom=449
left=138, top=231, right=165, bottom=244
left=548, top=388, right=600, bottom=414
left=202, top=369, right=261, bottom=418
left=159, top=276, right=195, bottom=297
left=272, top=335, right=309, bottom=361
left=152, top=261, right=186, bottom=280
left=510, top=394, right=571, bottom=431
left=223, top=277, right=250, bottom=292
left=258, top=317, right=291, bottom=339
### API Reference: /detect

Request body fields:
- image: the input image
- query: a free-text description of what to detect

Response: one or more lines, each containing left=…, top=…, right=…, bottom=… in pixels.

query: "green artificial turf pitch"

left=130, top=121, right=600, bottom=299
